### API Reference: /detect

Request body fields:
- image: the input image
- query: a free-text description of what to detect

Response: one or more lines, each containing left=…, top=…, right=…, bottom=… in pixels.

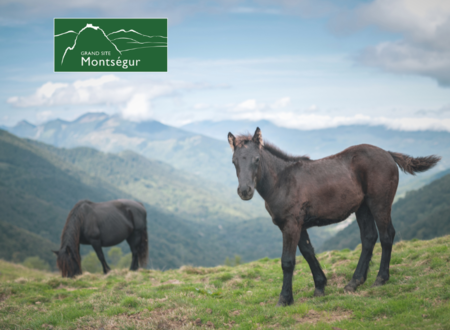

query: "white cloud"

left=272, top=97, right=290, bottom=109
left=36, top=82, right=68, bottom=99
left=235, top=99, right=259, bottom=111
left=73, top=75, right=120, bottom=89
left=332, top=0, right=450, bottom=86
left=233, top=111, right=450, bottom=132
left=7, top=75, right=206, bottom=121
left=8, top=75, right=128, bottom=107
left=36, top=110, right=53, bottom=122
left=122, top=93, right=153, bottom=121
left=227, top=97, right=291, bottom=114
left=186, top=96, right=450, bottom=132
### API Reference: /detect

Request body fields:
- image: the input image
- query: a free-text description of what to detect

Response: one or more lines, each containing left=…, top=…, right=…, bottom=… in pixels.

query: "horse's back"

left=111, top=199, right=147, bottom=229
left=339, top=144, right=399, bottom=194
left=81, top=199, right=147, bottom=246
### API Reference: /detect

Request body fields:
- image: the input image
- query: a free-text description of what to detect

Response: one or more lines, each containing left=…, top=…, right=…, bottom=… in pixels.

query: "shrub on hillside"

left=81, top=251, right=102, bottom=273
left=108, top=247, right=123, bottom=266
left=23, top=256, right=50, bottom=271
left=116, top=253, right=132, bottom=269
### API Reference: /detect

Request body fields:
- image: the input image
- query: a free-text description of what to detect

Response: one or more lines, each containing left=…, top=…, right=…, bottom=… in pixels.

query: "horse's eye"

left=255, top=157, right=260, bottom=163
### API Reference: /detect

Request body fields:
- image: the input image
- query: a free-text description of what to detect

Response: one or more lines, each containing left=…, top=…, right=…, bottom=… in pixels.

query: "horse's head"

left=228, top=127, right=263, bottom=201
left=53, top=246, right=82, bottom=278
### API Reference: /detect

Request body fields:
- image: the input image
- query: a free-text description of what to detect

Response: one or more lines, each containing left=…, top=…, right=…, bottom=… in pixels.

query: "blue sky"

left=1, top=0, right=450, bottom=131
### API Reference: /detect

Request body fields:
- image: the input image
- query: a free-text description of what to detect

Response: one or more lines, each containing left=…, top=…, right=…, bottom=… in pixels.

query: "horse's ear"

left=65, top=246, right=71, bottom=254
left=52, top=250, right=59, bottom=256
left=252, top=127, right=264, bottom=149
left=228, top=132, right=236, bottom=152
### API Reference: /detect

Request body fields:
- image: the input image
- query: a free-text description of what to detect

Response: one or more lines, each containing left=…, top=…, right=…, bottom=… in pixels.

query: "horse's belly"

left=99, top=222, right=133, bottom=247
left=303, top=192, right=363, bottom=228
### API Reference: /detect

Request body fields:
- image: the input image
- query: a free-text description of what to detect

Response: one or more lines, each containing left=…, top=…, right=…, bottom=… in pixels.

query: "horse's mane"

left=57, top=200, right=88, bottom=276
left=235, top=134, right=311, bottom=162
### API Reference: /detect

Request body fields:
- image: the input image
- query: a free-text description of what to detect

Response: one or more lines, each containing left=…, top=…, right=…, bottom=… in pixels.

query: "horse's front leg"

left=277, top=218, right=301, bottom=307
left=91, top=240, right=111, bottom=274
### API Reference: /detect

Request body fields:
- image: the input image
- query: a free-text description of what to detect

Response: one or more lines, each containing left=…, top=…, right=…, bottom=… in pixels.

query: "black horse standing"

left=54, top=199, right=148, bottom=278
left=228, top=127, right=440, bottom=306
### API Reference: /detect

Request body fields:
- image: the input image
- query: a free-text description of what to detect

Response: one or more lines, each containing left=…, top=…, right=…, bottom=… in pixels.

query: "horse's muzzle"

left=238, top=185, right=254, bottom=200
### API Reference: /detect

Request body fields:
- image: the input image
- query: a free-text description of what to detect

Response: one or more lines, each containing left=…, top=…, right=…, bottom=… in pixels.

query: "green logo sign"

left=54, top=18, right=167, bottom=72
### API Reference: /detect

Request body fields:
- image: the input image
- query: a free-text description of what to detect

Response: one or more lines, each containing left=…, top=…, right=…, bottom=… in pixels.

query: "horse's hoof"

left=372, top=276, right=386, bottom=287
left=344, top=278, right=363, bottom=293
left=276, top=296, right=293, bottom=307
left=313, top=288, right=325, bottom=297
left=344, top=281, right=358, bottom=292
left=343, top=284, right=356, bottom=293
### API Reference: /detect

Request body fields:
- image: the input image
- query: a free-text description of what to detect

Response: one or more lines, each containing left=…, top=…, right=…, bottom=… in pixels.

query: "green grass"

left=1, top=236, right=450, bottom=329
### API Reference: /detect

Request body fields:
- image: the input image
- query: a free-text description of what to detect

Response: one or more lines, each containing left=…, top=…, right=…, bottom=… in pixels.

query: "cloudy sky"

left=1, top=0, right=450, bottom=131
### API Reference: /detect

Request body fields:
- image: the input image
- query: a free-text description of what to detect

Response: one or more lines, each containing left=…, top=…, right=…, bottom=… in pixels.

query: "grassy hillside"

left=320, top=173, right=450, bottom=252
left=28, top=141, right=266, bottom=223
left=1, top=236, right=449, bottom=329
left=0, top=221, right=57, bottom=269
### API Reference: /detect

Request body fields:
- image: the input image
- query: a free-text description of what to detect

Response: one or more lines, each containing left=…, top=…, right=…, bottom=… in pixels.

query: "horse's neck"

left=256, top=150, right=293, bottom=200
left=61, top=214, right=81, bottom=251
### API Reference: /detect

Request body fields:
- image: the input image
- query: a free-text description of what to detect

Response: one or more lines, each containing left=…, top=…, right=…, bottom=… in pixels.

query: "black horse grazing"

left=228, top=127, right=440, bottom=306
left=53, top=199, right=148, bottom=278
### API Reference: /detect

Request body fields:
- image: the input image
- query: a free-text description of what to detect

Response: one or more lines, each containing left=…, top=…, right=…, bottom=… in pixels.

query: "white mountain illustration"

left=55, top=24, right=167, bottom=65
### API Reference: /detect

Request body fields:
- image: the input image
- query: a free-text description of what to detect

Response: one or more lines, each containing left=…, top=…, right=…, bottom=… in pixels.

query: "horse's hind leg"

left=344, top=202, right=378, bottom=292
left=91, top=240, right=111, bottom=274
left=364, top=165, right=397, bottom=287
left=372, top=214, right=395, bottom=287
left=127, top=230, right=141, bottom=271
left=298, top=228, right=327, bottom=297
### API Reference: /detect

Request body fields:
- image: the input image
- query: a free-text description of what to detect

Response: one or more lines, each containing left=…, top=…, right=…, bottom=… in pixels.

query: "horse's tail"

left=138, top=228, right=149, bottom=267
left=389, top=151, right=441, bottom=175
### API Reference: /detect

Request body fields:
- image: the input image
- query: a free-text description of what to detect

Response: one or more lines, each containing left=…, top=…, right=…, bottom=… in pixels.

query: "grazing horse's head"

left=228, top=127, right=264, bottom=201
left=53, top=246, right=82, bottom=278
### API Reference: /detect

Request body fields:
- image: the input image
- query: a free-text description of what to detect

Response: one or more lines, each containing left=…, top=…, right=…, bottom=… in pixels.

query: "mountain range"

left=7, top=113, right=237, bottom=187
left=7, top=114, right=450, bottom=195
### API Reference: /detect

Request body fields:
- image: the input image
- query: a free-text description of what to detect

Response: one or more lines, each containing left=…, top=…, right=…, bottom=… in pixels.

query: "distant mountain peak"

left=75, top=112, right=110, bottom=123
left=16, top=120, right=35, bottom=128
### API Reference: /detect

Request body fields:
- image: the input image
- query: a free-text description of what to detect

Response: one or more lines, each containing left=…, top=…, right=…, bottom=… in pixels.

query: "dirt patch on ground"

left=55, top=285, right=98, bottom=292
left=294, top=308, right=352, bottom=325
left=327, top=273, right=347, bottom=288
left=162, top=279, right=183, bottom=285
left=13, top=277, right=28, bottom=284
left=223, top=277, right=243, bottom=289
left=73, top=307, right=201, bottom=329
